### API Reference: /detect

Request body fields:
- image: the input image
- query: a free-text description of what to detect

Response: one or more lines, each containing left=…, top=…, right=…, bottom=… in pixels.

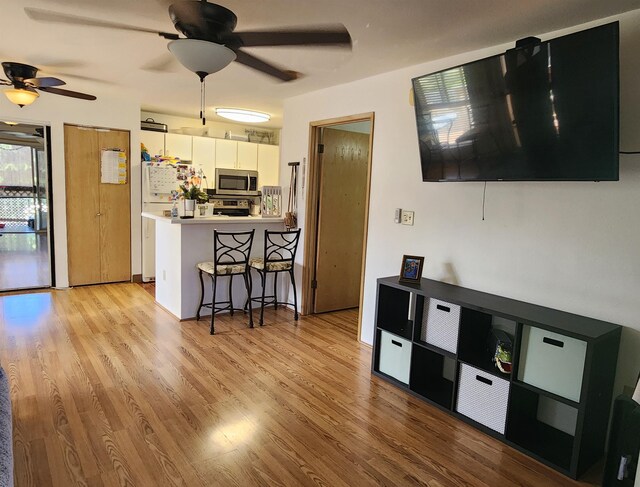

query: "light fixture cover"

left=167, top=39, right=236, bottom=75
left=215, top=108, right=270, bottom=123
left=4, top=88, right=39, bottom=107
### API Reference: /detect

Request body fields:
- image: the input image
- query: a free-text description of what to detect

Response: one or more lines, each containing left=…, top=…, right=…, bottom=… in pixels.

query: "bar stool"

left=196, top=229, right=255, bottom=334
left=247, top=229, right=301, bottom=326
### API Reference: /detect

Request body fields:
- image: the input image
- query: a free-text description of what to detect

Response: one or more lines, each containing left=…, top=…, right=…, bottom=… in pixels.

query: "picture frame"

left=399, top=255, right=424, bottom=283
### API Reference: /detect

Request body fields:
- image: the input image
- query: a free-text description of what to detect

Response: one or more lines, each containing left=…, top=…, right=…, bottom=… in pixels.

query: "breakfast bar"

left=141, top=212, right=285, bottom=320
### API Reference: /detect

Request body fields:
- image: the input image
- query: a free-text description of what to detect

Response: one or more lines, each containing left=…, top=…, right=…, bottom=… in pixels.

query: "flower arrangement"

left=179, top=181, right=208, bottom=203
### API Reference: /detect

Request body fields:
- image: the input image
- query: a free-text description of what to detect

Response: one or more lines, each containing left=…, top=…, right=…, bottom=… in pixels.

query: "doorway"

left=302, top=113, right=374, bottom=339
left=0, top=122, right=54, bottom=291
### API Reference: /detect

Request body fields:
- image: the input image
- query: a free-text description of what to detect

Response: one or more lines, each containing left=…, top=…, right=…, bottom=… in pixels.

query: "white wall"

left=1, top=93, right=141, bottom=287
left=281, top=10, right=640, bottom=394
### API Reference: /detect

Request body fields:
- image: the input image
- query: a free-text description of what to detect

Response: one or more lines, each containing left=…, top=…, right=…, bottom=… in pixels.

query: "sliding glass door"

left=0, top=122, right=52, bottom=291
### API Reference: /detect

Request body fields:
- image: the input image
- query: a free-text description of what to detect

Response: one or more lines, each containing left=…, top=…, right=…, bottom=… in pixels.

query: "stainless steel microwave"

left=215, top=168, right=259, bottom=196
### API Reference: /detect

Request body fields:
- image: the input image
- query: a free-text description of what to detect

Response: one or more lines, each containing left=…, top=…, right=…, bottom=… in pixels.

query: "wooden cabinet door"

left=215, top=139, right=237, bottom=169
left=98, top=129, right=131, bottom=283
left=65, top=125, right=101, bottom=285
left=165, top=133, right=192, bottom=161
left=257, top=144, right=280, bottom=187
left=64, top=125, right=131, bottom=286
left=192, top=136, right=216, bottom=184
left=237, top=141, right=258, bottom=170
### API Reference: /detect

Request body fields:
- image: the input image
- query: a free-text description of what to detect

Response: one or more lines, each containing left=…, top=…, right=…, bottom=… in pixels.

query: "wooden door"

left=65, top=125, right=101, bottom=285
left=65, top=125, right=131, bottom=286
left=313, top=128, right=369, bottom=312
left=97, top=129, right=131, bottom=283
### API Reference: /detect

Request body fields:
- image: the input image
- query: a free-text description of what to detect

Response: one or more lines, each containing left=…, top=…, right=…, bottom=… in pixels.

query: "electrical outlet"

left=401, top=210, right=414, bottom=226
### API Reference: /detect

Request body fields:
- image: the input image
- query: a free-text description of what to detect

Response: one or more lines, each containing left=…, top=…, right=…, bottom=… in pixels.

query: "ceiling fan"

left=1, top=62, right=97, bottom=107
left=24, top=1, right=352, bottom=82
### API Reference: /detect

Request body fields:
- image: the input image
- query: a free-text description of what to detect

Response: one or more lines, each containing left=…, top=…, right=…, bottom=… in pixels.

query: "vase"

left=184, top=199, right=196, bottom=212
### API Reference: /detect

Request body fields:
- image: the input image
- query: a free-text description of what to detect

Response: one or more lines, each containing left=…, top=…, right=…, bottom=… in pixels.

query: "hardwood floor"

left=0, top=283, right=600, bottom=486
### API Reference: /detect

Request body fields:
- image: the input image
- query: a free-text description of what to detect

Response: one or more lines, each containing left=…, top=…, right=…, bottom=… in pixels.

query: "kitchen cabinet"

left=165, top=133, right=192, bottom=161
left=372, top=276, right=622, bottom=480
left=237, top=141, right=258, bottom=170
left=64, top=124, right=131, bottom=286
left=141, top=131, right=165, bottom=158
left=257, top=144, right=280, bottom=187
left=192, top=136, right=216, bottom=183
left=214, top=138, right=237, bottom=169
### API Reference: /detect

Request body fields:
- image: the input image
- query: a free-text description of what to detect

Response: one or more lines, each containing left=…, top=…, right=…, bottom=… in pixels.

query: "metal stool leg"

left=228, top=274, right=234, bottom=316
left=290, top=268, right=299, bottom=321
left=259, top=270, right=266, bottom=326
left=273, top=272, right=278, bottom=309
left=196, top=269, right=205, bottom=320
left=210, top=274, right=217, bottom=335
left=243, top=272, right=254, bottom=328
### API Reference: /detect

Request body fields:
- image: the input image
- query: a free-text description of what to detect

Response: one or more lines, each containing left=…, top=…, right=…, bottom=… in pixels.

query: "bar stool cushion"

left=249, top=257, right=292, bottom=272
left=197, top=261, right=247, bottom=275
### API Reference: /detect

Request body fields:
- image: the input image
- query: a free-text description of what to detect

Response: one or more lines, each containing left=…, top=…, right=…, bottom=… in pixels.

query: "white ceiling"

left=2, top=0, right=640, bottom=128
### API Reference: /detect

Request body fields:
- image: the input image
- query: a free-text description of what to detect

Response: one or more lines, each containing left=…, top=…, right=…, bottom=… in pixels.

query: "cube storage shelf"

left=371, top=276, right=621, bottom=479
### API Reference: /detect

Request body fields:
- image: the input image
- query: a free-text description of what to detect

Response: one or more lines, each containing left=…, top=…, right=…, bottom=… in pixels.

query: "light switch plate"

left=394, top=208, right=402, bottom=223
left=401, top=210, right=414, bottom=226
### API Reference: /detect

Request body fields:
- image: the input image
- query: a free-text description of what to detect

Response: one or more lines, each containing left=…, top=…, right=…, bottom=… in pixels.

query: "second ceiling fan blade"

left=38, top=86, right=97, bottom=101
left=24, top=7, right=179, bottom=39
left=230, top=25, right=352, bottom=48
left=25, top=77, right=66, bottom=88
left=233, top=50, right=298, bottom=82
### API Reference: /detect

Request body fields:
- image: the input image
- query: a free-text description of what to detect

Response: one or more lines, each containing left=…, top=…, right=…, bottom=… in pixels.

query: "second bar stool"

left=196, top=229, right=255, bottom=334
left=247, top=229, right=301, bottom=326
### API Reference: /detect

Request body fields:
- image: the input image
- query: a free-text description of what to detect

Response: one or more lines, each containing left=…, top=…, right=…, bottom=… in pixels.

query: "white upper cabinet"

left=257, top=144, right=280, bottom=187
left=215, top=139, right=238, bottom=169
left=141, top=131, right=165, bottom=158
left=165, top=133, right=193, bottom=162
left=237, top=141, right=258, bottom=170
left=192, top=136, right=216, bottom=183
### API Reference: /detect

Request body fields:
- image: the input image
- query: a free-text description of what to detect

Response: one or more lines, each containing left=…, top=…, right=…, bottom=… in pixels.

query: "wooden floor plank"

left=0, top=283, right=601, bottom=486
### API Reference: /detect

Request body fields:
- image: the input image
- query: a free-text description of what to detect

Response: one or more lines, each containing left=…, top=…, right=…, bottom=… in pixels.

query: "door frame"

left=301, top=112, right=375, bottom=340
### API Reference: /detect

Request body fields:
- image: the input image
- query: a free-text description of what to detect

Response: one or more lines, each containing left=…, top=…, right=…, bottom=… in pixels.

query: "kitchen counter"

left=141, top=212, right=285, bottom=225
left=142, top=211, right=286, bottom=320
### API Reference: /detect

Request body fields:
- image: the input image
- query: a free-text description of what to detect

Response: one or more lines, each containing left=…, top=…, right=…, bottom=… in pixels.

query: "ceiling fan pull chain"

left=200, top=78, right=207, bottom=125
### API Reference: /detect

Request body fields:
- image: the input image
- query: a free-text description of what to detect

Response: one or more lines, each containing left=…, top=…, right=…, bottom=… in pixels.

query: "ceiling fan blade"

left=38, top=86, right=96, bottom=101
left=24, top=7, right=179, bottom=40
left=141, top=52, right=181, bottom=72
left=233, top=49, right=299, bottom=82
left=24, top=77, right=66, bottom=88
left=230, top=25, right=351, bottom=48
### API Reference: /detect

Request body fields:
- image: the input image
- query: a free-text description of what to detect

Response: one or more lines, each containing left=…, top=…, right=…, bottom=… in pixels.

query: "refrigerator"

left=142, top=164, right=181, bottom=282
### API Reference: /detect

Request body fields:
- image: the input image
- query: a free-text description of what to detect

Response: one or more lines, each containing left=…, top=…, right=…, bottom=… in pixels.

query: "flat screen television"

left=412, top=22, right=619, bottom=182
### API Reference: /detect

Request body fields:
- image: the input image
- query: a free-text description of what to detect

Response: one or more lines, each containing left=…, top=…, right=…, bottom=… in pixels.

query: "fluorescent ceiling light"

left=215, top=108, right=270, bottom=123
left=4, top=88, right=39, bottom=107
left=167, top=39, right=236, bottom=76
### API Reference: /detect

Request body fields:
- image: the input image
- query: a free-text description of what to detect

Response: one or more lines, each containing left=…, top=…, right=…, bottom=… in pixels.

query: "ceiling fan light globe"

left=215, top=108, right=270, bottom=123
left=4, top=88, right=39, bottom=107
left=167, top=39, right=236, bottom=76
